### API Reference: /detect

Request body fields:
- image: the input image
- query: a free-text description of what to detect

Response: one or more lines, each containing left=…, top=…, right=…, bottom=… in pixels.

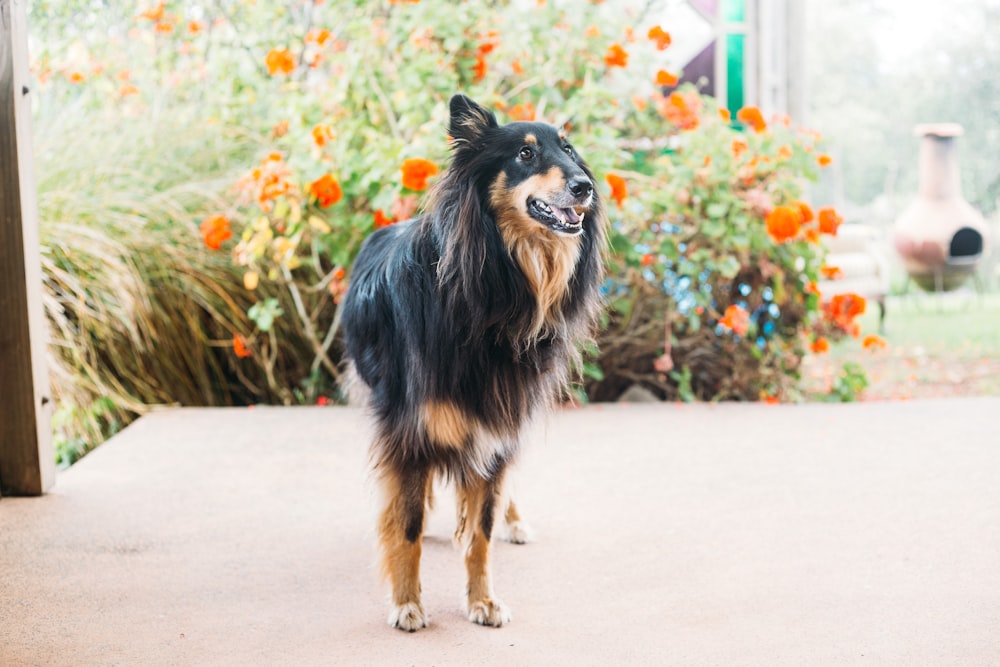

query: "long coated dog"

left=340, top=94, right=606, bottom=631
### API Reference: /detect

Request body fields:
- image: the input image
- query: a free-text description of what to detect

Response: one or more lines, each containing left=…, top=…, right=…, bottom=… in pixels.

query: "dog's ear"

left=449, top=94, right=498, bottom=147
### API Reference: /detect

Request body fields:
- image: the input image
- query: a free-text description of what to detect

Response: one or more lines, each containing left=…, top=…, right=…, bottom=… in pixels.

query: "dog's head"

left=446, top=94, right=597, bottom=239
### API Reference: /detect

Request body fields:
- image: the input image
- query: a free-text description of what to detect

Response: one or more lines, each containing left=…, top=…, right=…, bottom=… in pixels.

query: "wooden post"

left=0, top=0, right=55, bottom=496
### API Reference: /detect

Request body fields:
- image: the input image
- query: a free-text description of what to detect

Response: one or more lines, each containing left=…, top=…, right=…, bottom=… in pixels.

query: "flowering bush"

left=589, top=87, right=867, bottom=402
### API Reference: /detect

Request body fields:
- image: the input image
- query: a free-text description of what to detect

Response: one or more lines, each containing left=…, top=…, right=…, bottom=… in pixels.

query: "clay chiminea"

left=892, top=123, right=990, bottom=291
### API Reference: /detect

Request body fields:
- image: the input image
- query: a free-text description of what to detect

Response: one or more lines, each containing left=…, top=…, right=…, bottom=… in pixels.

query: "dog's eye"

left=518, top=146, right=535, bottom=161
left=562, top=145, right=575, bottom=158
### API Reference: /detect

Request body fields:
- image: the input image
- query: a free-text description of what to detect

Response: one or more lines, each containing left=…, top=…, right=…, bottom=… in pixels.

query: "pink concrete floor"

left=2, top=400, right=999, bottom=665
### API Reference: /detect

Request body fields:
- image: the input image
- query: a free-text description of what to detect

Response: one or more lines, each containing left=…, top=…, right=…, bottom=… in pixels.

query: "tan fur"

left=455, top=476, right=508, bottom=625
left=422, top=400, right=469, bottom=449
left=490, top=171, right=583, bottom=339
left=376, top=468, right=427, bottom=610
left=524, top=133, right=537, bottom=144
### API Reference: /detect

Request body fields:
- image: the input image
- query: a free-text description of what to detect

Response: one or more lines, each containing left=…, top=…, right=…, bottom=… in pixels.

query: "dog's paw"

left=502, top=520, right=531, bottom=545
left=388, top=601, right=429, bottom=632
left=467, top=598, right=512, bottom=627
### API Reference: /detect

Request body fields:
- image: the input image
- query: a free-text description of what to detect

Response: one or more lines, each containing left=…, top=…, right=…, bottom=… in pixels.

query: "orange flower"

left=188, top=20, right=204, bottom=34
left=373, top=209, right=397, bottom=229
left=820, top=265, right=843, bottom=280
left=400, top=158, right=439, bottom=191
left=765, top=205, right=801, bottom=244
left=719, top=108, right=731, bottom=123
left=238, top=152, right=294, bottom=211
left=817, top=154, right=833, bottom=167
left=647, top=25, right=672, bottom=50
left=805, top=281, right=821, bottom=297
left=154, top=21, right=174, bottom=34
left=718, top=304, right=750, bottom=337
left=139, top=2, right=165, bottom=21
left=200, top=214, right=232, bottom=250
left=473, top=53, right=487, bottom=81
left=478, top=30, right=500, bottom=55
left=604, top=43, right=628, bottom=68
left=737, top=106, right=767, bottom=132
left=655, top=69, right=679, bottom=87
left=640, top=253, right=655, bottom=266
left=68, top=71, right=85, bottom=83
left=119, top=83, right=139, bottom=97
left=233, top=334, right=252, bottom=359
left=271, top=119, right=290, bottom=139
left=862, top=334, right=887, bottom=351
left=311, top=123, right=334, bottom=147
left=507, top=102, right=536, bottom=121
left=305, top=28, right=331, bottom=45
left=818, top=207, right=842, bottom=235
left=777, top=145, right=793, bottom=161
left=265, top=47, right=296, bottom=76
left=791, top=200, right=814, bottom=223
left=310, top=173, right=343, bottom=207
left=656, top=91, right=700, bottom=131
left=810, top=337, right=830, bottom=354
left=605, top=173, right=627, bottom=207
left=824, top=293, right=866, bottom=330
left=731, top=136, right=748, bottom=159
left=585, top=25, right=600, bottom=38
left=511, top=60, right=524, bottom=75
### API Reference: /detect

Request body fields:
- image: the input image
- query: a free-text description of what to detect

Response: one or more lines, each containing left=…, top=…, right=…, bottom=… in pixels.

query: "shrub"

left=29, top=1, right=873, bottom=462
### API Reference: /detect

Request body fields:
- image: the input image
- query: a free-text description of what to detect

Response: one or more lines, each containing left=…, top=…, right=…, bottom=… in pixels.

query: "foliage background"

left=29, top=0, right=876, bottom=465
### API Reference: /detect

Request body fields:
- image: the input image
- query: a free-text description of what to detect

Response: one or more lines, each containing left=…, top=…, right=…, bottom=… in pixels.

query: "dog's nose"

left=568, top=176, right=593, bottom=199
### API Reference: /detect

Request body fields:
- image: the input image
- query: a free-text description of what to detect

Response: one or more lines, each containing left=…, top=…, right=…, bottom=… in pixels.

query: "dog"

left=340, top=94, right=606, bottom=631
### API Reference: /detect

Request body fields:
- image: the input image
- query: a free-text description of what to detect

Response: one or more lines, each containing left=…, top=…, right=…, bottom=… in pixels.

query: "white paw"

left=467, top=598, right=512, bottom=627
left=502, top=520, right=532, bottom=544
left=388, top=601, right=429, bottom=632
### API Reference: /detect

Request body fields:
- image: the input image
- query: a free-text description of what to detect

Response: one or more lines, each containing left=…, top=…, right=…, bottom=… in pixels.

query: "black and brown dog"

left=341, top=94, right=606, bottom=631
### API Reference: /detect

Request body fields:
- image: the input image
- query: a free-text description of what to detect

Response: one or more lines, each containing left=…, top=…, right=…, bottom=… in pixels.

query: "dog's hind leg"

left=455, top=472, right=512, bottom=627
left=500, top=498, right=531, bottom=545
left=377, top=463, right=431, bottom=632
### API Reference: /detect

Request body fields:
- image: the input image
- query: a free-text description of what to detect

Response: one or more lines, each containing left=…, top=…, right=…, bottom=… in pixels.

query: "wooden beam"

left=0, top=0, right=55, bottom=496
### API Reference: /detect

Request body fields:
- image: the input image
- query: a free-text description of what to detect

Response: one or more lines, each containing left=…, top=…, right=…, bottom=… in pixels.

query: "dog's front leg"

left=377, top=464, right=430, bottom=632
left=456, top=473, right=512, bottom=627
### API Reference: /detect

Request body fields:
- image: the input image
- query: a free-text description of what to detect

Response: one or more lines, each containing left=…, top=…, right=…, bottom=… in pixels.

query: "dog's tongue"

left=554, top=207, right=582, bottom=226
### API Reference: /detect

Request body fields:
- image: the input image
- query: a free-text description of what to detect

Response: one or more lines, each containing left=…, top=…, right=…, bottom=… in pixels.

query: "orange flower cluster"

left=647, top=25, right=672, bottom=50
left=718, top=304, right=750, bottom=336
left=817, top=154, right=833, bottom=168
left=305, top=28, right=331, bottom=46
left=507, top=102, right=536, bottom=121
left=138, top=2, right=165, bottom=21
left=312, top=124, right=334, bottom=147
left=862, top=334, right=887, bottom=351
left=766, top=202, right=842, bottom=244
left=655, top=91, right=700, bottom=131
left=605, top=173, right=627, bottom=207
left=820, top=265, right=843, bottom=280
left=823, top=293, right=866, bottom=335
left=310, top=173, right=343, bottom=207
left=200, top=214, right=232, bottom=250
left=266, top=48, right=296, bottom=76
left=736, top=106, right=767, bottom=133
left=239, top=152, right=294, bottom=212
left=400, top=158, right=439, bottom=191
left=471, top=30, right=500, bottom=82
left=719, top=108, right=732, bottom=124
left=604, top=43, right=628, bottom=68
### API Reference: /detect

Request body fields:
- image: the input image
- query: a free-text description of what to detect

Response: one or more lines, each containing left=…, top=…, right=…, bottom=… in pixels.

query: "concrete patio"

left=2, top=399, right=999, bottom=665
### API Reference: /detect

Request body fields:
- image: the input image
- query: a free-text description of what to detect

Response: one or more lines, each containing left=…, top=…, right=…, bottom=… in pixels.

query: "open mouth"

left=527, top=197, right=586, bottom=236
